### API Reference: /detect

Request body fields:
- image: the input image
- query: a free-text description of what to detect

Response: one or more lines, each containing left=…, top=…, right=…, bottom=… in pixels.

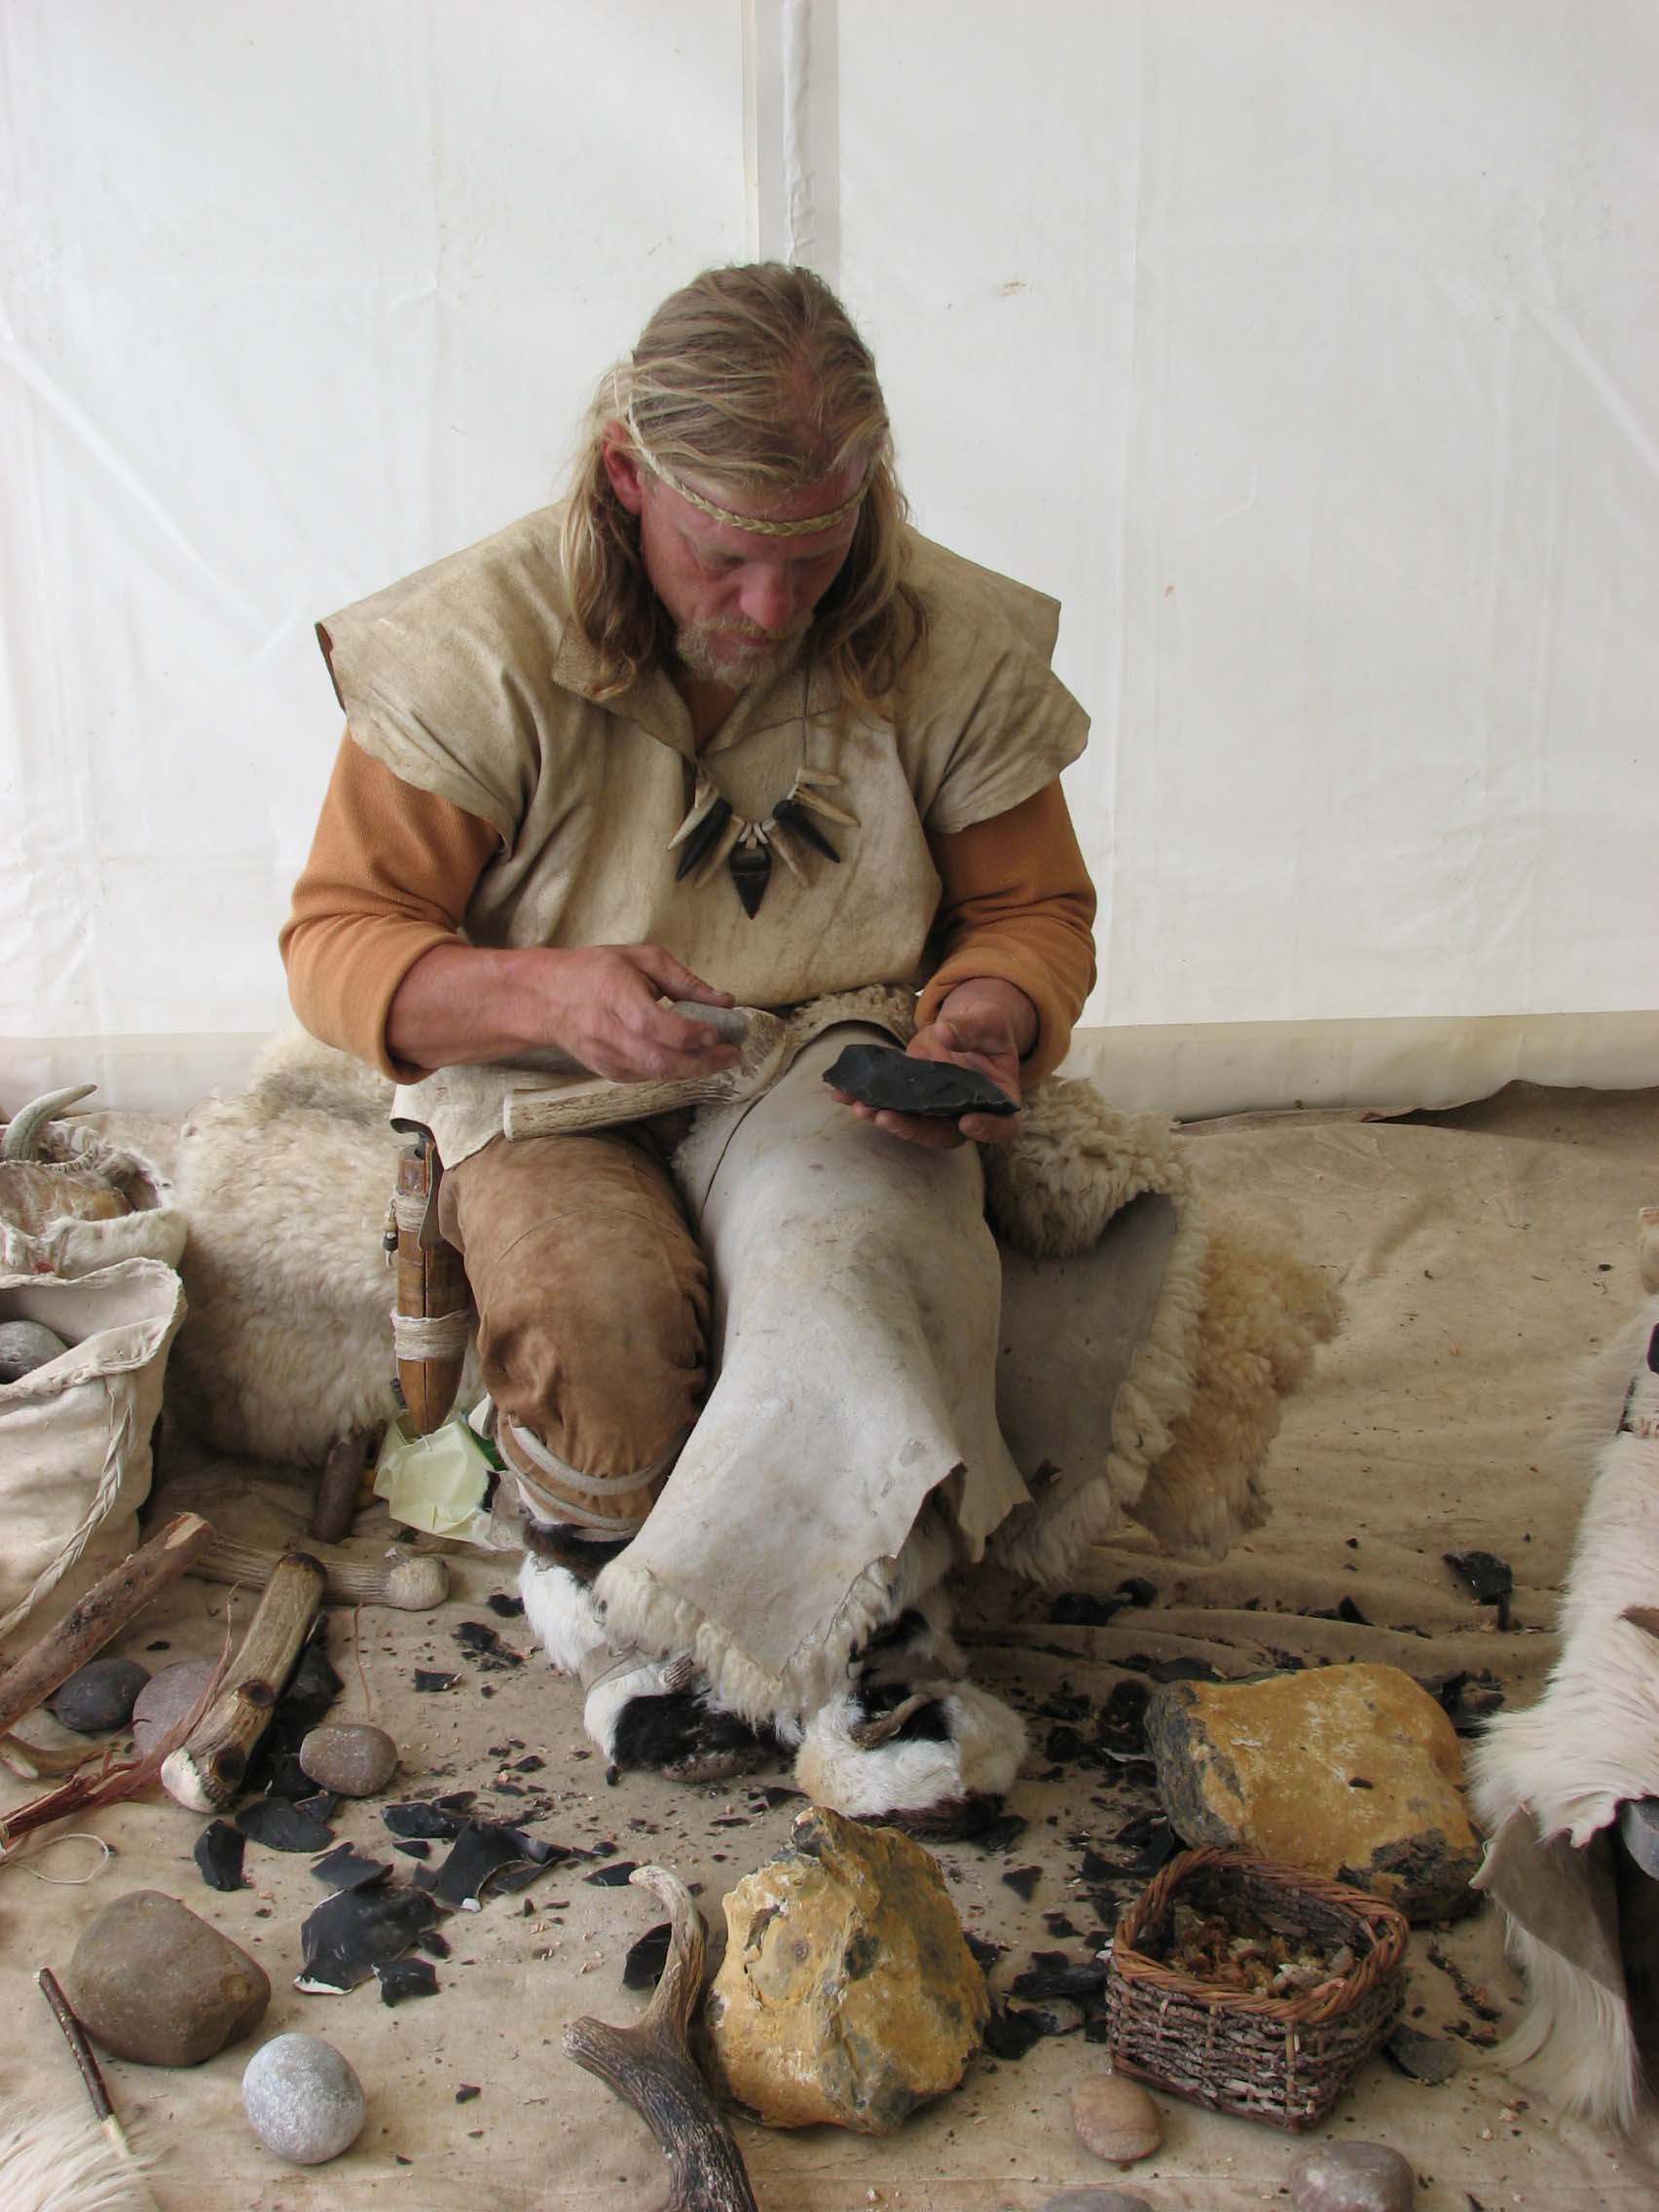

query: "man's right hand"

left=385, top=940, right=739, bottom=1083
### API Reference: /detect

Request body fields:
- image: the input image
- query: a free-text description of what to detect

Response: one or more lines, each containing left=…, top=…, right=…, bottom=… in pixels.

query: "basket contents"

left=1162, top=1893, right=1356, bottom=1999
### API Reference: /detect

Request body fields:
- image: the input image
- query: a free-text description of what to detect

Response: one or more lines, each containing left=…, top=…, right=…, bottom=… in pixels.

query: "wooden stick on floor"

left=0, top=1513, right=214, bottom=1741
left=37, top=1966, right=165, bottom=2212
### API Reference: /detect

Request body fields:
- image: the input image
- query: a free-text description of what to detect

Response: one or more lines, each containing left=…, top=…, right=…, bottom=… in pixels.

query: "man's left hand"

left=831, top=978, right=1035, bottom=1150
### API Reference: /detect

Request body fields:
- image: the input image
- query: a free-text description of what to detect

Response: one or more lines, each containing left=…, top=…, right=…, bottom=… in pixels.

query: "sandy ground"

left=3, top=1081, right=1657, bottom=2210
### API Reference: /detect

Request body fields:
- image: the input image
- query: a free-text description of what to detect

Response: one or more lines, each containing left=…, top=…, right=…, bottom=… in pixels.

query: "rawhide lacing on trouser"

left=500, top=1417, right=682, bottom=1542
left=389, top=1131, right=473, bottom=1433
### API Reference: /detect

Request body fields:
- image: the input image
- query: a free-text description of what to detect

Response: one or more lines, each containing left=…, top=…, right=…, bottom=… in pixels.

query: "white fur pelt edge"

left=167, top=1034, right=1336, bottom=1576
left=981, top=1079, right=1341, bottom=1571
left=0, top=2106, right=157, bottom=2212
left=1468, top=1272, right=1659, bottom=2132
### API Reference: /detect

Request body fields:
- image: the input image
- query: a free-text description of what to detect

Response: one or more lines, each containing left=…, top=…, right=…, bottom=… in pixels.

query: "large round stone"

left=63, top=1890, right=270, bottom=2067
left=1071, top=2073, right=1162, bottom=2164
left=131, top=1660, right=218, bottom=1754
left=242, top=2033, right=367, bottom=2165
left=1289, top=2140, right=1416, bottom=2211
left=48, top=1656, right=150, bottom=1734
left=299, top=1722, right=398, bottom=1797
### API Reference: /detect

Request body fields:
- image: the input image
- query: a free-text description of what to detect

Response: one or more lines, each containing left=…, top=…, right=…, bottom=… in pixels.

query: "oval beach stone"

left=299, top=1722, right=398, bottom=1797
left=48, top=1656, right=150, bottom=1734
left=1289, top=2140, right=1416, bottom=2211
left=131, top=1659, right=219, bottom=1753
left=242, top=2032, right=367, bottom=2165
left=1070, top=2073, right=1162, bottom=2164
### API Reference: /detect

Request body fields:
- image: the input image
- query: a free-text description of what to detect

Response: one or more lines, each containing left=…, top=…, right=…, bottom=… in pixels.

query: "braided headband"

left=623, top=403, right=867, bottom=538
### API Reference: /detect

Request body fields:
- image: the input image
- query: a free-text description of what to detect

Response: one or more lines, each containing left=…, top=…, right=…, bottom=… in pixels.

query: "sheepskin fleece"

left=0, top=2108, right=158, bottom=2212
left=1469, top=1275, right=1659, bottom=2131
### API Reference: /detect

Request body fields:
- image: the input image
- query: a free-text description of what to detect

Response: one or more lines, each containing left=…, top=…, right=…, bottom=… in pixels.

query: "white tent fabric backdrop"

left=3, top=1, right=1655, bottom=1117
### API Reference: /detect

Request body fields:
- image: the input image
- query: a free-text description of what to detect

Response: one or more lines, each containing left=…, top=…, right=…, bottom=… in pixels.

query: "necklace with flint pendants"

left=668, top=679, right=859, bottom=918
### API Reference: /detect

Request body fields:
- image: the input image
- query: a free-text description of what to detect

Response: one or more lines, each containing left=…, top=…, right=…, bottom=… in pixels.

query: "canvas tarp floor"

left=3, top=1081, right=1657, bottom=2210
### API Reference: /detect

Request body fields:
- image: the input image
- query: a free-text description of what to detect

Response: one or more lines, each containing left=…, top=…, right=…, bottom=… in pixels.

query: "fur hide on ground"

left=0, top=2107, right=157, bottom=2212
left=1469, top=1220, right=1659, bottom=2131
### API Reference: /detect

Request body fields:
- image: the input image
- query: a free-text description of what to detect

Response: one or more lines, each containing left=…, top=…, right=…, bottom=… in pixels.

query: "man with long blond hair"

left=283, top=264, right=1097, bottom=1819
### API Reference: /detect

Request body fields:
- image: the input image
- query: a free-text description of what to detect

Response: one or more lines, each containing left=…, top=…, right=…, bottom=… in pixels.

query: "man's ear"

left=601, top=424, right=648, bottom=517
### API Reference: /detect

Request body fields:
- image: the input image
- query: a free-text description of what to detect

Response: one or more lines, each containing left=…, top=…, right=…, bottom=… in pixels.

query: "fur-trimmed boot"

left=787, top=1590, right=1027, bottom=1837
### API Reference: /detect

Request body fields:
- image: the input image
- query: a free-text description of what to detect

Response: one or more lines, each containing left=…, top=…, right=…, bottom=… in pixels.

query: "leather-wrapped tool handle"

left=392, top=1129, right=470, bottom=1434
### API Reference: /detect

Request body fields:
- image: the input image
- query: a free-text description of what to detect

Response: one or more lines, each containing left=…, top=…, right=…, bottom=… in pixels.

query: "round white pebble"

left=242, top=2033, right=366, bottom=2166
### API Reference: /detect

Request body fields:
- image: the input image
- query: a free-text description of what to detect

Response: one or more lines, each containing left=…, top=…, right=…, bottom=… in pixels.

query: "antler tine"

left=563, top=1864, right=758, bottom=2212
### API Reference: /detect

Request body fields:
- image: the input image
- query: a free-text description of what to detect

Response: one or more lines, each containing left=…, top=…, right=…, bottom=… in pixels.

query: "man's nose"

left=738, top=567, right=796, bottom=636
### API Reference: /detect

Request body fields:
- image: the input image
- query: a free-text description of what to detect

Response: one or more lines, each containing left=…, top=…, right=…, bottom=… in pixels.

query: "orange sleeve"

left=279, top=731, right=499, bottom=1078
left=918, top=780, right=1098, bottom=1085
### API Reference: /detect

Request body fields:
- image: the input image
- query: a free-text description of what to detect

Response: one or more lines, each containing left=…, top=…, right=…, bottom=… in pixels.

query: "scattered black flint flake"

left=822, top=1042, right=1018, bottom=1120
left=1444, top=1549, right=1513, bottom=1604
left=430, top=1820, right=565, bottom=1910
left=1039, top=1690, right=1090, bottom=1725
left=1044, top=1912, right=1080, bottom=1937
left=258, top=1752, right=316, bottom=1802
left=294, top=1790, right=339, bottom=1824
left=513, top=1755, right=545, bottom=1774
left=1146, top=1655, right=1221, bottom=1684
left=1445, top=1550, right=1514, bottom=1627
left=392, top=1839, right=432, bottom=1861
left=584, top=1859, right=641, bottom=1887
left=1011, top=1950, right=1107, bottom=2003
left=1048, top=1592, right=1126, bottom=1628
left=1385, top=2024, right=1458, bottom=2084
left=454, top=1620, right=524, bottom=1669
left=238, top=1797, right=335, bottom=1854
left=1309, top=1595, right=1372, bottom=1626
left=1098, top=1678, right=1151, bottom=1737
left=983, top=2003, right=1047, bottom=2061
left=1434, top=1670, right=1504, bottom=1736
left=384, top=1801, right=466, bottom=1841
left=455, top=2085, right=481, bottom=2105
left=414, top=1670, right=461, bottom=1693
left=969, top=1811, right=1027, bottom=1855
left=297, top=1884, right=443, bottom=1993
left=193, top=1820, right=247, bottom=1893
left=485, top=1593, right=526, bottom=1619
left=377, top=1957, right=439, bottom=2007
left=313, top=1842, right=391, bottom=1893
left=1002, top=1865, right=1042, bottom=1901
left=623, top=1922, right=673, bottom=1991
left=748, top=1785, right=796, bottom=1811
left=964, top=1931, right=1005, bottom=1972
left=418, top=1928, right=451, bottom=1958
left=1044, top=1724, right=1094, bottom=1764
left=1117, top=1576, right=1158, bottom=1607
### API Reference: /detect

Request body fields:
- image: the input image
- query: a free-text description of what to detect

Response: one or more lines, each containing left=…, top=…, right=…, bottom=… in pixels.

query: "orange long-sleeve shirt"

left=281, top=733, right=1096, bottom=1085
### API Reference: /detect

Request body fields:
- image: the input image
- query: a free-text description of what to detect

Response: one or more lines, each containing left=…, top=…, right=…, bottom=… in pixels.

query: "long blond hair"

left=560, top=264, right=926, bottom=716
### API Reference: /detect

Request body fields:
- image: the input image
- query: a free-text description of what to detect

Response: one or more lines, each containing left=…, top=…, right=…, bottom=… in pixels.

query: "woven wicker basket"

left=1104, top=1846, right=1409, bottom=2129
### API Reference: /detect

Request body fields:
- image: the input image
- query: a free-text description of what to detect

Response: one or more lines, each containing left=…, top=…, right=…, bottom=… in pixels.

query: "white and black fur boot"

left=518, top=1499, right=1023, bottom=1818
left=788, top=1587, right=1027, bottom=1837
left=518, top=1517, right=776, bottom=1784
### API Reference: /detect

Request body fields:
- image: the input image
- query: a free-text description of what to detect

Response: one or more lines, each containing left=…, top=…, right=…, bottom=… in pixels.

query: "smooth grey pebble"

left=242, top=2033, right=366, bottom=2165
